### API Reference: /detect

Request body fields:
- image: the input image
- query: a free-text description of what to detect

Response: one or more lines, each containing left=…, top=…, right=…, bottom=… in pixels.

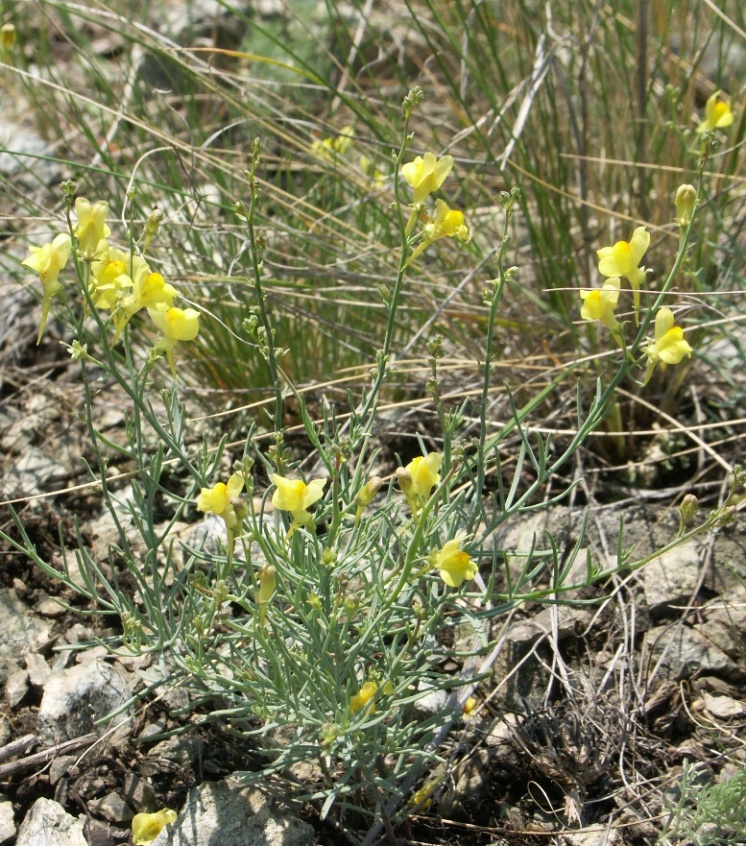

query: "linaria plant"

left=2, top=88, right=742, bottom=837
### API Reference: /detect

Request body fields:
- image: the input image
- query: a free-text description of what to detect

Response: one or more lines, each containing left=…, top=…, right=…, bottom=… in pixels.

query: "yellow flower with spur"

left=396, top=452, right=442, bottom=517
left=21, top=232, right=72, bottom=344
left=697, top=91, right=735, bottom=134
left=597, top=225, right=650, bottom=315
left=271, top=474, right=327, bottom=537
left=148, top=304, right=200, bottom=378
left=401, top=152, right=454, bottom=205
left=579, top=277, right=621, bottom=334
left=429, top=534, right=477, bottom=588
left=643, top=307, right=692, bottom=385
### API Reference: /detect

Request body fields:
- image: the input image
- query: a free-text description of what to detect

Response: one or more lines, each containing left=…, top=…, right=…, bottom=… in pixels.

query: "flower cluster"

left=21, top=198, right=199, bottom=377
left=580, top=207, right=691, bottom=383
left=311, top=125, right=387, bottom=189
left=401, top=152, right=470, bottom=265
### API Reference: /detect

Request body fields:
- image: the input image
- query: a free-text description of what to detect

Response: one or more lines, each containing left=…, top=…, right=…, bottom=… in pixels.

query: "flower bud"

left=679, top=494, right=699, bottom=527
left=257, top=565, right=276, bottom=605
left=356, top=476, right=382, bottom=509
left=675, top=183, right=696, bottom=227
left=1, top=23, right=16, bottom=51
left=395, top=467, right=413, bottom=497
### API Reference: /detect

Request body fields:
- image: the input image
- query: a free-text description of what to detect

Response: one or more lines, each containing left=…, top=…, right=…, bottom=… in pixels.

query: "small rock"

left=0, top=589, right=52, bottom=685
left=26, top=653, right=51, bottom=687
left=5, top=669, right=29, bottom=707
left=150, top=781, right=315, bottom=846
left=0, top=714, right=11, bottom=746
left=35, top=596, right=66, bottom=617
left=644, top=624, right=744, bottom=683
left=48, top=756, right=78, bottom=786
left=702, top=693, right=746, bottom=719
left=37, top=660, right=133, bottom=745
left=15, top=798, right=87, bottom=846
left=123, top=774, right=157, bottom=813
left=642, top=541, right=701, bottom=613
left=147, top=736, right=203, bottom=770
left=560, top=828, right=622, bottom=846
left=0, top=801, right=15, bottom=845
left=88, top=791, right=134, bottom=823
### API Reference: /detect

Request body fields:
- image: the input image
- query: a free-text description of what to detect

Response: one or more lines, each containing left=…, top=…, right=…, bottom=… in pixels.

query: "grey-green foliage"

left=659, top=763, right=746, bottom=846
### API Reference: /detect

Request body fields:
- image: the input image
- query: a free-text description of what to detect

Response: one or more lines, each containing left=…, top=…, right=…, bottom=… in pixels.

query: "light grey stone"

left=37, top=660, right=133, bottom=745
left=26, top=653, right=51, bottom=687
left=151, top=781, right=315, bottom=846
left=643, top=541, right=701, bottom=612
left=0, top=589, right=51, bottom=685
left=0, top=801, right=15, bottom=845
left=15, top=798, right=86, bottom=846
left=644, top=624, right=744, bottom=683
left=5, top=669, right=29, bottom=707
left=702, top=693, right=746, bottom=719
left=0, top=714, right=11, bottom=746
left=560, top=828, right=622, bottom=846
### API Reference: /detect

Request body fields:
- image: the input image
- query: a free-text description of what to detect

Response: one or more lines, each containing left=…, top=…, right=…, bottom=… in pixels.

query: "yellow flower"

left=397, top=452, right=442, bottom=516
left=312, top=125, right=354, bottom=160
left=197, top=473, right=245, bottom=529
left=423, top=199, right=470, bottom=243
left=89, top=256, right=132, bottom=311
left=579, top=277, right=621, bottom=333
left=596, top=225, right=650, bottom=314
left=697, top=91, right=735, bottom=133
left=22, top=232, right=73, bottom=344
left=271, top=474, right=327, bottom=536
left=359, top=154, right=386, bottom=188
left=74, top=198, right=111, bottom=260
left=429, top=534, right=477, bottom=588
left=597, top=226, right=649, bottom=286
left=406, top=199, right=470, bottom=266
left=645, top=307, right=692, bottom=366
left=350, top=680, right=378, bottom=714
left=148, top=305, right=200, bottom=378
left=132, top=809, right=177, bottom=846
left=462, top=696, right=478, bottom=718
left=401, top=152, right=454, bottom=205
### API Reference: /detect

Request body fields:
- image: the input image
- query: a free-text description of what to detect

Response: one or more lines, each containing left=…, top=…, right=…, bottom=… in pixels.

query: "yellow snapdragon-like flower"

left=697, top=91, right=735, bottom=134
left=406, top=199, right=470, bottom=266
left=132, top=809, right=178, bottom=846
left=21, top=232, right=73, bottom=344
left=312, top=125, right=354, bottom=160
left=89, top=257, right=133, bottom=311
left=350, top=681, right=378, bottom=714
left=74, top=197, right=110, bottom=260
left=645, top=307, right=692, bottom=364
left=271, top=474, right=327, bottom=536
left=429, top=534, right=477, bottom=588
left=197, top=472, right=245, bottom=530
left=397, top=452, right=442, bottom=516
left=401, top=152, right=454, bottom=205
left=148, top=305, right=200, bottom=378
left=597, top=225, right=649, bottom=316
left=643, top=307, right=692, bottom=386
left=579, top=277, right=621, bottom=333
left=597, top=226, right=649, bottom=286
